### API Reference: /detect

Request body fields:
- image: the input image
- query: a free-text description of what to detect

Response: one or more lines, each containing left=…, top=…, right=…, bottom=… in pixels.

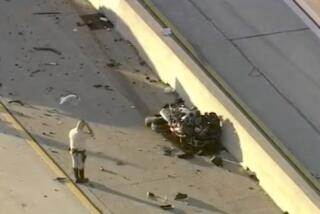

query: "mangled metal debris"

left=145, top=99, right=222, bottom=153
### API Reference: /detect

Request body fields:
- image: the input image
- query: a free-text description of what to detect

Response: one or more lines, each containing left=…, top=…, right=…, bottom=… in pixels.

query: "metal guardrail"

left=138, top=0, right=320, bottom=194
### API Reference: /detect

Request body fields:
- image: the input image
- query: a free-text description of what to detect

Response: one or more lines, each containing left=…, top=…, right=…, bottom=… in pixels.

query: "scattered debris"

left=30, top=69, right=44, bottom=77
left=249, top=174, right=259, bottom=182
left=139, top=60, right=146, bottom=66
left=44, top=62, right=58, bottom=66
left=32, top=12, right=61, bottom=15
left=93, top=84, right=103, bottom=88
left=147, top=192, right=156, bottom=199
left=50, top=149, right=59, bottom=154
left=174, top=192, right=188, bottom=200
left=177, top=153, right=194, bottom=159
left=246, top=168, right=259, bottom=182
left=116, top=160, right=125, bottom=166
left=210, top=156, right=223, bottom=167
left=33, top=47, right=62, bottom=56
left=106, top=60, right=121, bottom=68
left=164, top=86, right=175, bottom=94
left=8, top=100, right=24, bottom=106
left=76, top=22, right=86, bottom=27
left=55, top=177, right=67, bottom=183
left=59, top=93, right=80, bottom=105
left=44, top=113, right=52, bottom=117
left=160, top=204, right=174, bottom=210
left=99, top=166, right=106, bottom=172
left=163, top=28, right=172, bottom=36
left=79, top=13, right=114, bottom=30
left=162, top=146, right=175, bottom=156
left=45, top=86, right=54, bottom=93
left=104, top=85, right=113, bottom=91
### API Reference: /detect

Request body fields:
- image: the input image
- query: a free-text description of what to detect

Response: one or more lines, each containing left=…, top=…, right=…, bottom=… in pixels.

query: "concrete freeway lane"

left=149, top=0, right=320, bottom=176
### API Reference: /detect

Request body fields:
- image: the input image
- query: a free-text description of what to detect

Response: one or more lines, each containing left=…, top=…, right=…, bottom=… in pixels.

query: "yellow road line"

left=0, top=102, right=102, bottom=214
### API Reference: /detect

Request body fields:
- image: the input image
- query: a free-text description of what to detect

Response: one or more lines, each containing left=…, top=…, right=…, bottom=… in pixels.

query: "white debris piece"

left=162, top=28, right=172, bottom=36
left=99, top=17, right=108, bottom=22
left=45, top=62, right=58, bottom=66
left=59, top=94, right=80, bottom=105
left=164, top=86, right=175, bottom=94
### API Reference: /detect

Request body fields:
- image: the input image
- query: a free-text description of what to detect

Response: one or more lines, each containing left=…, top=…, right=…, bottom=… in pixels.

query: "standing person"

left=69, top=120, right=94, bottom=183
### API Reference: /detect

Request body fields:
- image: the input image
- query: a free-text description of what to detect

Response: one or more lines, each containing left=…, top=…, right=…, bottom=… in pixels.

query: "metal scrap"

left=145, top=99, right=222, bottom=153
left=33, top=47, right=62, bottom=55
left=8, top=100, right=24, bottom=106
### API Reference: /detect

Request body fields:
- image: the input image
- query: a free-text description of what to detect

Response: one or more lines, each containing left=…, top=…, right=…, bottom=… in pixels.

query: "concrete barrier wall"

left=93, top=0, right=320, bottom=213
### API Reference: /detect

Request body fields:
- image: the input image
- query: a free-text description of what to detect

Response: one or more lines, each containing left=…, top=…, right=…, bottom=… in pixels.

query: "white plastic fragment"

left=99, top=17, right=108, bottom=22
left=163, top=28, right=172, bottom=36
left=45, top=62, right=58, bottom=66
left=59, top=94, right=80, bottom=105
left=164, top=86, right=175, bottom=94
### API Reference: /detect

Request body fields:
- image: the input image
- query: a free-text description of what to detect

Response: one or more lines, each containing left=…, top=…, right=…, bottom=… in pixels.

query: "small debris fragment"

left=147, top=192, right=156, bottom=198
left=76, top=22, right=86, bottom=27
left=59, top=94, right=79, bottom=105
left=99, top=166, right=106, bottom=172
left=55, top=177, right=67, bottom=183
left=33, top=47, right=62, bottom=55
left=160, top=204, right=174, bottom=210
left=44, top=62, right=58, bottom=66
left=249, top=174, right=259, bottom=182
left=139, top=60, right=146, bottom=66
left=32, top=12, right=61, bottom=15
left=177, top=153, right=193, bottom=159
left=210, top=156, right=223, bottom=167
left=164, top=86, right=175, bottom=94
left=50, top=149, right=59, bottom=154
left=174, top=192, right=188, bottom=200
left=8, top=100, right=24, bottom=106
left=104, top=85, right=113, bottom=91
left=30, top=69, right=44, bottom=77
left=162, top=146, right=174, bottom=156
left=116, top=160, right=125, bottom=166
left=163, top=28, right=172, bottom=36
left=93, top=84, right=103, bottom=88
left=43, top=195, right=48, bottom=198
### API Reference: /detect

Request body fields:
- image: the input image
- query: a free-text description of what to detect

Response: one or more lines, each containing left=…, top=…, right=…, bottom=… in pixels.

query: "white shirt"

left=69, top=128, right=89, bottom=151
